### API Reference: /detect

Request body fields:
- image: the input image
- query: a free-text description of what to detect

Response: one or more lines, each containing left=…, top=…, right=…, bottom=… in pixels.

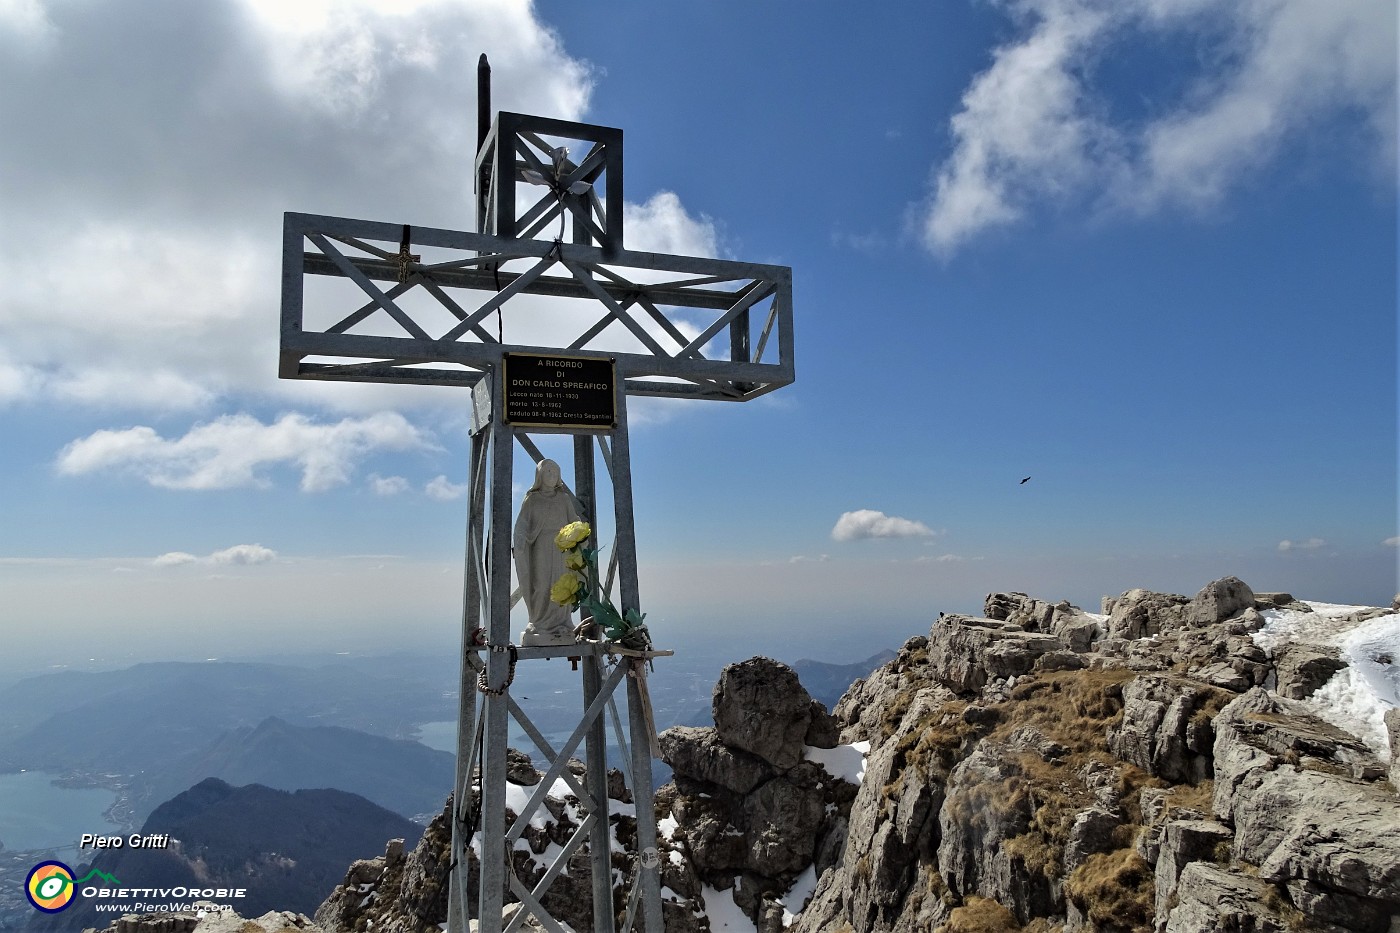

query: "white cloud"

left=831, top=509, right=937, bottom=542
left=1278, top=537, right=1326, bottom=552
left=153, top=544, right=277, bottom=567
left=923, top=0, right=1396, bottom=253
left=0, top=0, right=599, bottom=416
left=368, top=473, right=410, bottom=496
left=1383, top=537, right=1399, bottom=548
left=625, top=191, right=722, bottom=258
left=0, top=0, right=55, bottom=45
left=56, top=412, right=430, bottom=492
left=425, top=474, right=468, bottom=501
left=788, top=554, right=831, bottom=564
left=925, top=0, right=1110, bottom=252
left=915, top=553, right=967, bottom=563
left=210, top=543, right=278, bottom=565
left=152, top=551, right=199, bottom=568
left=0, top=353, right=36, bottom=405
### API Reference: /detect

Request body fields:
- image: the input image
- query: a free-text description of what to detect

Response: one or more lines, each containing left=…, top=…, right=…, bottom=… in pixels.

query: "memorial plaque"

left=503, top=352, right=616, bottom=430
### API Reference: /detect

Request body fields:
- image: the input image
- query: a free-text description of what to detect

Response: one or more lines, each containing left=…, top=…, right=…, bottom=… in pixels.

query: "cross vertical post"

left=574, top=435, right=618, bottom=931
left=278, top=62, right=793, bottom=930
left=477, top=377, right=514, bottom=929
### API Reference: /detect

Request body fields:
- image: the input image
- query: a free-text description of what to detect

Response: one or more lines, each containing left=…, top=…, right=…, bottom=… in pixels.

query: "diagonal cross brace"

left=505, top=659, right=629, bottom=845
left=503, top=810, right=598, bottom=933
left=307, top=233, right=432, bottom=341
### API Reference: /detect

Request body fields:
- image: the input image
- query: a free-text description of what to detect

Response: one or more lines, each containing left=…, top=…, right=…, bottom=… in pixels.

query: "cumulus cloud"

left=153, top=544, right=277, bottom=567
left=0, top=0, right=600, bottom=416
left=788, top=554, right=831, bottom=564
left=56, top=412, right=430, bottom=491
left=625, top=191, right=722, bottom=258
left=152, top=551, right=199, bottom=568
left=923, top=0, right=1396, bottom=253
left=1383, top=537, right=1399, bottom=547
left=1278, top=537, right=1326, bottom=552
left=368, top=473, right=410, bottom=496
left=425, top=474, right=468, bottom=501
left=0, top=0, right=749, bottom=423
left=210, top=543, right=277, bottom=565
left=831, top=510, right=937, bottom=542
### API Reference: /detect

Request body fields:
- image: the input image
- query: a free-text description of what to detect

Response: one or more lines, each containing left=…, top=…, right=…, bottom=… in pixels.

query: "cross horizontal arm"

left=282, top=213, right=794, bottom=401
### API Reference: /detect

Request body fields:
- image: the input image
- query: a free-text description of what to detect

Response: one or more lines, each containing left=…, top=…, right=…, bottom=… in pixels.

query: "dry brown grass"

left=873, top=667, right=1190, bottom=931
left=886, top=699, right=976, bottom=784
left=937, top=895, right=1022, bottom=932
left=1021, top=921, right=1064, bottom=933
left=1163, top=779, right=1214, bottom=817
left=1064, top=848, right=1154, bottom=931
left=984, top=671, right=1155, bottom=877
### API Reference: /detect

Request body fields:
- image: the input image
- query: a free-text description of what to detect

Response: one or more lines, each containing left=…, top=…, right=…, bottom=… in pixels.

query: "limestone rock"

left=804, top=699, right=841, bottom=749
left=1063, top=806, right=1121, bottom=872
left=1212, top=690, right=1400, bottom=922
left=1186, top=576, right=1255, bottom=627
left=1152, top=819, right=1232, bottom=931
left=673, top=793, right=748, bottom=875
left=1162, top=862, right=1296, bottom=933
left=1272, top=643, right=1346, bottom=700
left=1253, top=592, right=1297, bottom=610
left=1106, top=588, right=1189, bottom=639
left=506, top=747, right=542, bottom=785
left=928, top=613, right=1065, bottom=695
left=984, top=592, right=1089, bottom=644
left=839, top=736, right=939, bottom=926
left=1285, top=879, right=1396, bottom=933
left=193, top=911, right=320, bottom=933
left=1108, top=674, right=1231, bottom=783
left=835, top=636, right=951, bottom=745
left=713, top=657, right=813, bottom=770
left=1388, top=707, right=1400, bottom=787
left=1173, top=624, right=1272, bottom=692
left=659, top=725, right=774, bottom=794
left=938, top=738, right=1058, bottom=924
left=744, top=777, right=825, bottom=875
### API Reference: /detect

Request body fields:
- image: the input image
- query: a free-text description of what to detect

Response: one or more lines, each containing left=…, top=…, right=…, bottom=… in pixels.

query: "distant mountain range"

left=32, top=778, right=423, bottom=932
left=791, top=649, right=899, bottom=708
left=130, top=717, right=455, bottom=822
left=0, top=661, right=454, bottom=776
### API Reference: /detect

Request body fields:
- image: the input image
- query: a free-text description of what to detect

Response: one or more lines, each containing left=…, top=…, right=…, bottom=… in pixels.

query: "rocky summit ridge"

left=87, top=576, right=1400, bottom=933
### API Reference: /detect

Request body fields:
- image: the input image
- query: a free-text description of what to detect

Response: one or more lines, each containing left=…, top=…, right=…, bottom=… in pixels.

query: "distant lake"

left=0, top=771, right=120, bottom=852
left=416, top=720, right=458, bottom=753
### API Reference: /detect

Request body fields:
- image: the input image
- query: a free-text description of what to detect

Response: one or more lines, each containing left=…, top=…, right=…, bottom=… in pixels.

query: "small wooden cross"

left=395, top=224, right=420, bottom=283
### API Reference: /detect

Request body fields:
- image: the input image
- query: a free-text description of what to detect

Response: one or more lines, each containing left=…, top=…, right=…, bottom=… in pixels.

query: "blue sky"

left=0, top=0, right=1395, bottom=674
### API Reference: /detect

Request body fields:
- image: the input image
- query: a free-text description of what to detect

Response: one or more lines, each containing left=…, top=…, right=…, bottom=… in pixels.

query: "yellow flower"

left=555, top=521, right=591, bottom=550
left=564, top=550, right=586, bottom=571
left=550, top=571, right=582, bottom=606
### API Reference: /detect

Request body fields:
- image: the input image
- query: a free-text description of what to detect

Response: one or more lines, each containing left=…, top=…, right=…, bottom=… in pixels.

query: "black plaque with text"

left=503, top=352, right=617, bottom=430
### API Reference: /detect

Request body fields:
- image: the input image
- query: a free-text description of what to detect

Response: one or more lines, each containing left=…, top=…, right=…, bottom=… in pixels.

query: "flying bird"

left=1020, top=476, right=1031, bottom=485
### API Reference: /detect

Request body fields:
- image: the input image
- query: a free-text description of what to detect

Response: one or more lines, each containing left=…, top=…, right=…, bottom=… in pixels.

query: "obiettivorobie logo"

left=24, top=860, right=249, bottom=914
left=24, top=862, right=119, bottom=913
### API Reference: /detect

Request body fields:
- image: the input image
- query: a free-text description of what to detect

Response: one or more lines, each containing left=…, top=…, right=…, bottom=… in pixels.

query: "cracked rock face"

left=659, top=657, right=858, bottom=932
left=294, top=576, right=1397, bottom=933
left=793, top=578, right=1399, bottom=933
left=712, top=657, right=815, bottom=770
left=1210, top=691, right=1400, bottom=911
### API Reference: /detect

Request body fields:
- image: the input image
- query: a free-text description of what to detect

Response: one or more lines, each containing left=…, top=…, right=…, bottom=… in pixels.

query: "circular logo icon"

left=639, top=847, right=660, bottom=870
left=26, top=861, right=76, bottom=913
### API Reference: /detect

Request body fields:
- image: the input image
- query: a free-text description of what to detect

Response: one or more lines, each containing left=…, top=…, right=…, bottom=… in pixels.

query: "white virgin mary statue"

left=514, top=459, right=580, bottom=646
